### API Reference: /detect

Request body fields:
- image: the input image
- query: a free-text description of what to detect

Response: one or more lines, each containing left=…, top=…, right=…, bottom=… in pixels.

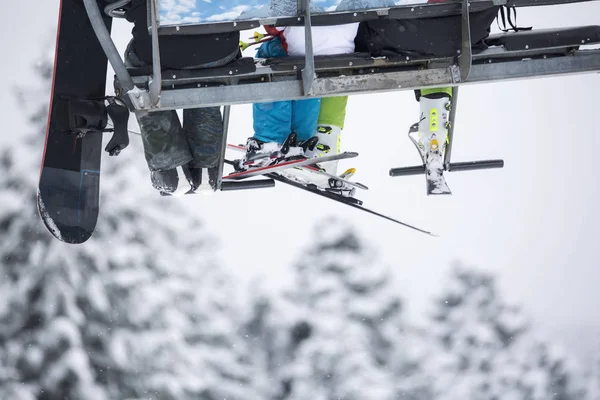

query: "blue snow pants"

left=253, top=99, right=321, bottom=143
left=252, top=36, right=321, bottom=144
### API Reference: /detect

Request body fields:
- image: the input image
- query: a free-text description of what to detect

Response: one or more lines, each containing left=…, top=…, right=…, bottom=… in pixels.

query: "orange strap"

left=264, top=25, right=289, bottom=54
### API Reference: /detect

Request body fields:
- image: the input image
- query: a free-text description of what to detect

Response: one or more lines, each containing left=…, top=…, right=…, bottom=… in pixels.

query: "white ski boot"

left=292, top=124, right=357, bottom=197
left=234, top=132, right=317, bottom=172
left=411, top=93, right=452, bottom=195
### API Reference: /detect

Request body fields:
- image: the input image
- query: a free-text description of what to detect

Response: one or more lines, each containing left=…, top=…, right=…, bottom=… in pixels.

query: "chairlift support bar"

left=459, top=0, right=472, bottom=81
left=389, top=160, right=505, bottom=176
left=301, top=0, right=316, bottom=95
left=441, top=0, right=471, bottom=167
left=216, top=105, right=232, bottom=191
left=444, top=86, right=460, bottom=167
left=84, top=0, right=154, bottom=110
left=83, top=0, right=134, bottom=92
left=149, top=0, right=162, bottom=106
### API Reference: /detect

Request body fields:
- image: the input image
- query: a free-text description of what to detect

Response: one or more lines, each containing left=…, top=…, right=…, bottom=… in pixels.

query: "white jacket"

left=275, top=24, right=359, bottom=56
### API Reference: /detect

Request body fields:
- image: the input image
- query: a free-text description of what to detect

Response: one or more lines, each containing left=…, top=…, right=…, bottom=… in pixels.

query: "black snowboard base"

left=37, top=0, right=112, bottom=244
left=38, top=167, right=100, bottom=243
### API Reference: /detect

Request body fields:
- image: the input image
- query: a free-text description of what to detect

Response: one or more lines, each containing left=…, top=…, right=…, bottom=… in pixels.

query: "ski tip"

left=227, top=143, right=246, bottom=151
left=407, top=224, right=438, bottom=237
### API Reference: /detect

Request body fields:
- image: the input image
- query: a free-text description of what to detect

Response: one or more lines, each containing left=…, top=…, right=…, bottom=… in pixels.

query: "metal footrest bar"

left=446, top=159, right=504, bottom=172
left=389, top=159, right=504, bottom=176
left=220, top=179, right=276, bottom=191
left=221, top=158, right=275, bottom=190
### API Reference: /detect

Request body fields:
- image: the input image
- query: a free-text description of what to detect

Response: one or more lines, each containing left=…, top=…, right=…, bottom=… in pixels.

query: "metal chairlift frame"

left=84, top=0, right=600, bottom=110
left=82, top=0, right=600, bottom=192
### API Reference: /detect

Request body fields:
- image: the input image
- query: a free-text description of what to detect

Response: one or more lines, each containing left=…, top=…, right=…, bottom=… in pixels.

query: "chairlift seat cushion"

left=126, top=56, right=256, bottom=79
left=265, top=53, right=374, bottom=72
left=355, top=7, right=500, bottom=58
left=485, top=26, right=600, bottom=51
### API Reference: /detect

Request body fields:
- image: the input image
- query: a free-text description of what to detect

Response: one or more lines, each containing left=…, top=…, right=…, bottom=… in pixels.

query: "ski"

left=226, top=143, right=368, bottom=190
left=223, top=151, right=358, bottom=181
left=267, top=171, right=436, bottom=236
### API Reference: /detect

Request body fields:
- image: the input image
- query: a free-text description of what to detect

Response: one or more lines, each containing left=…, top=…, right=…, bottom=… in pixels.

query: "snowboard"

left=37, top=0, right=112, bottom=244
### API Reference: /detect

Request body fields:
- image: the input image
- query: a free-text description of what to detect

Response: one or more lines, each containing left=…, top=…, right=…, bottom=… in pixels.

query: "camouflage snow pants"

left=135, top=107, right=225, bottom=171
left=126, top=43, right=238, bottom=171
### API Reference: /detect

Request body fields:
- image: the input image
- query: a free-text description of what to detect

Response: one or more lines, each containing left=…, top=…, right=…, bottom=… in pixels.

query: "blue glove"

left=256, top=36, right=287, bottom=58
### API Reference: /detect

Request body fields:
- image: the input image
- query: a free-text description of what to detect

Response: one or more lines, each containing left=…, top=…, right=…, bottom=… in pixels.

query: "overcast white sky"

left=1, top=0, right=600, bottom=366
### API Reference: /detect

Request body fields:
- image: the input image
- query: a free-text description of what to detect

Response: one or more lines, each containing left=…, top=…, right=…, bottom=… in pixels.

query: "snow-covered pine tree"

left=245, top=217, right=430, bottom=400
left=518, top=340, right=585, bottom=400
left=587, top=340, right=600, bottom=400
left=0, top=46, right=263, bottom=400
left=428, top=263, right=583, bottom=400
left=0, top=49, right=106, bottom=400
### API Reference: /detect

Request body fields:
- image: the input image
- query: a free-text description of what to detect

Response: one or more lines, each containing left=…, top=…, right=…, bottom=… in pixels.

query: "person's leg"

left=414, top=87, right=453, bottom=194
left=136, top=110, right=192, bottom=169
left=416, top=87, right=453, bottom=148
left=182, top=107, right=224, bottom=189
left=290, top=98, right=322, bottom=142
left=288, top=96, right=355, bottom=196
left=126, top=40, right=192, bottom=193
left=178, top=48, right=238, bottom=160
left=244, top=35, right=300, bottom=164
left=173, top=47, right=240, bottom=188
left=310, top=96, right=347, bottom=174
left=135, top=110, right=192, bottom=193
left=318, top=96, right=348, bottom=131
left=418, top=87, right=453, bottom=100
left=183, top=107, right=223, bottom=168
left=315, top=96, right=347, bottom=155
left=237, top=99, right=317, bottom=170
left=252, top=101, right=293, bottom=143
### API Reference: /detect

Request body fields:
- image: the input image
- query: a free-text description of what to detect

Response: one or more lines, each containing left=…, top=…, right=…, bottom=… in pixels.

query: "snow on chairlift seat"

left=111, top=0, right=600, bottom=110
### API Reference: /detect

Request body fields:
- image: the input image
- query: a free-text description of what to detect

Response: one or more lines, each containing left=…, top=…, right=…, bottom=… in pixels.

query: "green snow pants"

left=318, top=96, right=349, bottom=130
